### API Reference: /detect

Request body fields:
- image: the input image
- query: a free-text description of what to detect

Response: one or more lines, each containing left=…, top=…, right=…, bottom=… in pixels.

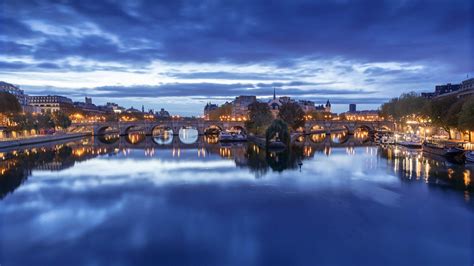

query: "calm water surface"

left=0, top=133, right=473, bottom=266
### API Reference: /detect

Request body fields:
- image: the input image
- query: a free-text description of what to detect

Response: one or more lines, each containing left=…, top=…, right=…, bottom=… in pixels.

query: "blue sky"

left=0, top=0, right=473, bottom=115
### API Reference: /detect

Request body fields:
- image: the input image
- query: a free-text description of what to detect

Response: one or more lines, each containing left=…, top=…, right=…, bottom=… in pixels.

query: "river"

left=0, top=132, right=472, bottom=265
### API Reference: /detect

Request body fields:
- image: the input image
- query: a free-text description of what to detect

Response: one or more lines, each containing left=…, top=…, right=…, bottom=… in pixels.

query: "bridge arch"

left=330, top=131, right=350, bottom=144
left=354, top=124, right=374, bottom=132
left=151, top=125, right=174, bottom=145
left=227, top=125, right=246, bottom=134
left=95, top=125, right=119, bottom=136
left=309, top=132, right=327, bottom=143
left=204, top=124, right=223, bottom=135
left=120, top=124, right=147, bottom=136
left=97, top=133, right=120, bottom=144
left=125, top=132, right=146, bottom=144
left=309, top=124, right=325, bottom=132
left=179, top=126, right=199, bottom=144
left=375, top=125, right=392, bottom=132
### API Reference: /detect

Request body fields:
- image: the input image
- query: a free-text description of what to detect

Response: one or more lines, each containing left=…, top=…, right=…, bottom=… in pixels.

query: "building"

left=298, top=100, right=316, bottom=113
left=267, top=88, right=296, bottom=117
left=204, top=102, right=218, bottom=120
left=435, top=83, right=461, bottom=95
left=100, top=102, right=125, bottom=114
left=74, top=97, right=100, bottom=113
left=325, top=100, right=331, bottom=112
left=0, top=81, right=28, bottom=106
left=458, top=78, right=474, bottom=98
left=268, top=89, right=284, bottom=117
left=341, top=110, right=380, bottom=121
left=126, top=107, right=141, bottom=113
left=421, top=92, right=436, bottom=99
left=28, top=95, right=74, bottom=113
left=422, top=78, right=474, bottom=99
left=232, top=95, right=256, bottom=117
left=156, top=108, right=171, bottom=119
left=349, top=104, right=356, bottom=112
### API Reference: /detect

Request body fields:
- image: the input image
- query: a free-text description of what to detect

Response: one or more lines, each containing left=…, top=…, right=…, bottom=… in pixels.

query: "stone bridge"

left=70, top=119, right=394, bottom=136
left=71, top=120, right=247, bottom=136
left=303, top=120, right=394, bottom=134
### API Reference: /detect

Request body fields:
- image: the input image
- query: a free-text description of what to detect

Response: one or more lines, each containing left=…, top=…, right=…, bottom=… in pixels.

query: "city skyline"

left=1, top=0, right=473, bottom=115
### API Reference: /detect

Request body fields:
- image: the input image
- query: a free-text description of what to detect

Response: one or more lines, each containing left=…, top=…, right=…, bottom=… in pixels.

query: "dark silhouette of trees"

left=266, top=119, right=290, bottom=146
left=380, top=92, right=429, bottom=122
left=245, top=102, right=273, bottom=136
left=458, top=96, right=474, bottom=132
left=278, top=102, right=305, bottom=130
left=52, top=111, right=72, bottom=129
left=0, top=92, right=22, bottom=113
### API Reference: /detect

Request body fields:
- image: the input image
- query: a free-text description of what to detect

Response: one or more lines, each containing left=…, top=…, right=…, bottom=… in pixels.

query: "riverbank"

left=0, top=132, right=90, bottom=150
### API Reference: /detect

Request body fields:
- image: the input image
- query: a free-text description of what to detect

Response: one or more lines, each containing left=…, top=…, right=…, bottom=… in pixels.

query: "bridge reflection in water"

left=0, top=131, right=472, bottom=202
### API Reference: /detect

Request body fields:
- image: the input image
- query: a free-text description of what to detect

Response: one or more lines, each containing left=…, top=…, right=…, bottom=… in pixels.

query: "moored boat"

left=397, top=141, right=422, bottom=149
left=218, top=131, right=247, bottom=142
left=466, top=151, right=474, bottom=163
left=422, top=141, right=464, bottom=157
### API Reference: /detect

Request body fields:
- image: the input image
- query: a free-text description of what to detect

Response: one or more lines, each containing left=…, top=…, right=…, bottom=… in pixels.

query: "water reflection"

left=0, top=136, right=473, bottom=265
left=380, top=145, right=473, bottom=193
left=1, top=136, right=472, bottom=200
left=179, top=127, right=198, bottom=144
left=152, top=127, right=174, bottom=145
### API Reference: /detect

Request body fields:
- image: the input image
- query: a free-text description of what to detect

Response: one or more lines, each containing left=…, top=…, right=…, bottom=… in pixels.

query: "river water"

left=0, top=132, right=472, bottom=265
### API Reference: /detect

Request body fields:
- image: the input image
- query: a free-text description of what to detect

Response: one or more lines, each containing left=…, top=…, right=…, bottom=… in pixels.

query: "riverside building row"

left=0, top=81, right=171, bottom=118
left=421, top=77, right=474, bottom=99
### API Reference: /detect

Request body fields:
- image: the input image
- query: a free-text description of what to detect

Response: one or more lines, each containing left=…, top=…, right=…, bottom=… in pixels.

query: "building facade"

left=156, top=108, right=171, bottom=119
left=349, top=104, right=356, bottom=112
left=435, top=83, right=461, bottom=95
left=298, top=100, right=316, bottom=113
left=341, top=110, right=381, bottom=121
left=232, top=95, right=256, bottom=117
left=203, top=102, right=218, bottom=120
left=28, top=95, right=74, bottom=113
left=0, top=81, right=28, bottom=106
left=74, top=97, right=101, bottom=113
left=458, top=78, right=474, bottom=98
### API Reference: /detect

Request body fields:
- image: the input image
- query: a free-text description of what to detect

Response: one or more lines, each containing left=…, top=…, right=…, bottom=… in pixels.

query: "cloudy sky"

left=1, top=0, right=473, bottom=115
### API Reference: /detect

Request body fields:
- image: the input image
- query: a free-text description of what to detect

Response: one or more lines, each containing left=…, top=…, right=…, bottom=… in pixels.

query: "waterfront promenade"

left=0, top=132, right=89, bottom=149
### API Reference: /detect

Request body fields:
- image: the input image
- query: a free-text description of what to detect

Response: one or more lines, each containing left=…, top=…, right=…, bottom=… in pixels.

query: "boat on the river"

left=466, top=151, right=474, bottom=163
left=218, top=131, right=247, bottom=142
left=422, top=141, right=464, bottom=158
left=397, top=135, right=422, bottom=149
left=374, top=131, right=394, bottom=145
left=398, top=141, right=422, bottom=149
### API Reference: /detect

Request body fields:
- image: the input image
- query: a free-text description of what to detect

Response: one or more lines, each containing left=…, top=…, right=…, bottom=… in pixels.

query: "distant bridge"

left=70, top=120, right=246, bottom=136
left=70, top=119, right=394, bottom=136
left=303, top=120, right=394, bottom=134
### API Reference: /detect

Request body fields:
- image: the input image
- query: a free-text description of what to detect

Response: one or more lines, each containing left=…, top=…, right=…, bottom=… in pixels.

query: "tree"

left=52, top=111, right=72, bottom=129
left=278, top=102, right=305, bottom=130
left=36, top=113, right=55, bottom=130
left=0, top=92, right=22, bottom=113
left=9, top=113, right=35, bottom=131
left=309, top=111, right=332, bottom=120
left=265, top=119, right=290, bottom=146
left=425, top=95, right=459, bottom=138
left=458, top=96, right=474, bottom=132
left=245, top=102, right=273, bottom=136
left=380, top=92, right=428, bottom=122
left=208, top=103, right=232, bottom=120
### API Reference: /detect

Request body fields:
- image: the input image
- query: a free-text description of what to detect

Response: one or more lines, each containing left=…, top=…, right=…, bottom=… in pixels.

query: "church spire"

left=273, top=87, right=276, bottom=100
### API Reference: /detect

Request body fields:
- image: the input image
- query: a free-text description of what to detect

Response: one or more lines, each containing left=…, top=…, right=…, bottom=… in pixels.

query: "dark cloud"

left=165, top=71, right=293, bottom=81
left=24, top=82, right=375, bottom=100
left=0, top=0, right=472, bottom=71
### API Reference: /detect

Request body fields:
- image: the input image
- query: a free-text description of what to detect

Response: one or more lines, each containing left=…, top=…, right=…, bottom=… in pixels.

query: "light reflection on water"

left=0, top=136, right=473, bottom=265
